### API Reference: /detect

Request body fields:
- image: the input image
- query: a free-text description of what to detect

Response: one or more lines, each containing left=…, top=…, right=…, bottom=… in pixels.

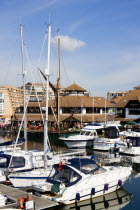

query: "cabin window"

left=85, top=132, right=91, bottom=136
left=0, top=157, right=7, bottom=167
left=80, top=131, right=85, bottom=135
left=68, top=170, right=81, bottom=186
left=91, top=132, right=97, bottom=136
left=10, top=156, right=25, bottom=168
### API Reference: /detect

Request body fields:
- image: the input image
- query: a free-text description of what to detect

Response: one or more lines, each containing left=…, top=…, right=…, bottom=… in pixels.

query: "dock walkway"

left=0, top=184, right=57, bottom=209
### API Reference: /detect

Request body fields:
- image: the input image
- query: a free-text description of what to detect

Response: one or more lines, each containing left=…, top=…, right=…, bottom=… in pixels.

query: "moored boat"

left=59, top=123, right=103, bottom=148
left=32, top=157, right=132, bottom=205
left=119, top=136, right=140, bottom=156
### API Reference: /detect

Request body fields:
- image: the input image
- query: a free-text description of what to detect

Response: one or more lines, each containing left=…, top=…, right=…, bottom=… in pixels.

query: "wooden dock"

left=0, top=184, right=58, bottom=209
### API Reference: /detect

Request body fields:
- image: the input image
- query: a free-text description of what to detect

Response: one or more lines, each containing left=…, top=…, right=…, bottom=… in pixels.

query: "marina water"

left=0, top=133, right=140, bottom=209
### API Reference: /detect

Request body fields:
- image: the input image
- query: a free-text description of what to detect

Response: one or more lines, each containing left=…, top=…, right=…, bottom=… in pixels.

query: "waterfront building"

left=107, top=91, right=128, bottom=101
left=115, top=88, right=140, bottom=122
left=21, top=82, right=45, bottom=102
left=0, top=86, right=23, bottom=123
left=14, top=83, right=115, bottom=129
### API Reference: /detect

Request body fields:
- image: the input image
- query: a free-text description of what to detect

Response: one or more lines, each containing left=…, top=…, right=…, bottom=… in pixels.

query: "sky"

left=0, top=0, right=140, bottom=97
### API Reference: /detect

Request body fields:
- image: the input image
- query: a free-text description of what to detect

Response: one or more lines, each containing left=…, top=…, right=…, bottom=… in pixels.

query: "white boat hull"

left=93, top=138, right=122, bottom=151
left=62, top=187, right=131, bottom=210
left=8, top=169, right=51, bottom=188
left=43, top=166, right=131, bottom=205
left=119, top=146, right=140, bottom=156
left=62, top=139, right=94, bottom=148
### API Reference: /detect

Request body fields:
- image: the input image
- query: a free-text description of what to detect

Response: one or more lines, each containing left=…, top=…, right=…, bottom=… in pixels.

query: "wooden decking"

left=0, top=184, right=58, bottom=209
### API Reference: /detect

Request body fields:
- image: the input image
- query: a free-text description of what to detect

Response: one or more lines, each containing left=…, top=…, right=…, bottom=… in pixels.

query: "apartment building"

left=0, top=86, right=23, bottom=123
left=107, top=91, right=128, bottom=101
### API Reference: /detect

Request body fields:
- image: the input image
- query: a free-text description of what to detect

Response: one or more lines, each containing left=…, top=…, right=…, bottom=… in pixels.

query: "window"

left=129, top=108, right=140, bottom=115
left=62, top=107, right=81, bottom=114
left=0, top=93, right=4, bottom=115
left=10, top=156, right=25, bottom=168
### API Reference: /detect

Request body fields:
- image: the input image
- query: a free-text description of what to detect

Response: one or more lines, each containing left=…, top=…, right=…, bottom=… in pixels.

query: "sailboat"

left=8, top=25, right=83, bottom=188
left=0, top=25, right=50, bottom=182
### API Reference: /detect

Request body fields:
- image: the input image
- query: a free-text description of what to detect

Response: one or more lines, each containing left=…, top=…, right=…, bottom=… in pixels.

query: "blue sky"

left=0, top=0, right=140, bottom=97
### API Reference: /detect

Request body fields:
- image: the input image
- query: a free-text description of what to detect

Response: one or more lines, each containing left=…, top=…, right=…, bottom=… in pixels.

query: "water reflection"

left=57, top=187, right=132, bottom=210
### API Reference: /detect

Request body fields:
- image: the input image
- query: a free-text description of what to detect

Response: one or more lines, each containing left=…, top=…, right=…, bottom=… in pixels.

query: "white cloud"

left=51, top=35, right=86, bottom=52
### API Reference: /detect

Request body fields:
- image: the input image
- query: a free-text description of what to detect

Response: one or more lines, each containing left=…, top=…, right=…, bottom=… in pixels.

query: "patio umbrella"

left=128, top=121, right=137, bottom=125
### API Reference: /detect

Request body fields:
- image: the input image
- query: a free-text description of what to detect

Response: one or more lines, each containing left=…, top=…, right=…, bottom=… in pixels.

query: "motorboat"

left=59, top=123, right=103, bottom=149
left=119, top=136, right=140, bottom=156
left=59, top=130, right=98, bottom=148
left=101, top=121, right=122, bottom=129
left=8, top=151, right=86, bottom=188
left=119, top=130, right=140, bottom=137
left=61, top=187, right=132, bottom=210
left=0, top=138, right=25, bottom=147
left=32, top=157, right=132, bottom=205
left=82, top=122, right=103, bottom=131
left=93, top=127, right=126, bottom=151
left=0, top=138, right=25, bottom=154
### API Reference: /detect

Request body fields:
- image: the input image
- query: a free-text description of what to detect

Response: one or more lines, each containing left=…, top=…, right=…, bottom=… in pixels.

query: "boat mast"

left=92, top=98, right=94, bottom=123
left=57, top=37, right=60, bottom=129
left=105, top=99, right=107, bottom=126
left=20, top=24, right=27, bottom=150
left=44, top=24, right=51, bottom=168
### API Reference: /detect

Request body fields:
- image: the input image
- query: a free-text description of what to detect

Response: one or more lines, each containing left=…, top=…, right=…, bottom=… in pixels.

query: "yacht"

left=119, top=136, right=140, bottom=156
left=93, top=127, right=126, bottom=151
left=32, top=157, right=132, bottom=205
left=59, top=123, right=103, bottom=148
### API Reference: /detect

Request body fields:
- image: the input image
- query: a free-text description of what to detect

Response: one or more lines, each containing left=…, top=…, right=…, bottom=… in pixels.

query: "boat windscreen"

left=127, top=137, right=140, bottom=147
left=68, top=158, right=99, bottom=174
left=85, top=132, right=91, bottom=136
left=80, top=131, right=85, bottom=135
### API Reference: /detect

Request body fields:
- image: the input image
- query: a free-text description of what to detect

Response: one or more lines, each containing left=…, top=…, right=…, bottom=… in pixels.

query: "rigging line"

left=24, top=46, right=45, bottom=124
left=37, top=31, right=47, bottom=68
left=8, top=88, right=31, bottom=169
left=60, top=50, right=71, bottom=85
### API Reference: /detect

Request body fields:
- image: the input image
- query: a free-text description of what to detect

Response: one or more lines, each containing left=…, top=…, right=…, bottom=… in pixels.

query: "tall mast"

left=44, top=24, right=51, bottom=168
left=105, top=99, right=107, bottom=125
left=92, top=98, right=94, bottom=123
left=57, top=37, right=60, bottom=128
left=20, top=24, right=27, bottom=150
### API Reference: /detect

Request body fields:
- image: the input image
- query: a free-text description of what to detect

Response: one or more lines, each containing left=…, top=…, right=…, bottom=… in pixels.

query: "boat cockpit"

left=46, top=158, right=105, bottom=189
